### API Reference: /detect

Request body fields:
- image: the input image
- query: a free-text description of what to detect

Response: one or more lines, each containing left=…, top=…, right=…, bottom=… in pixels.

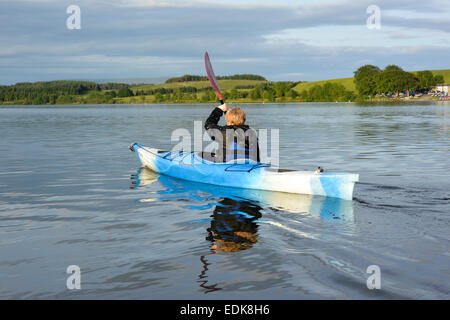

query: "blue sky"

left=0, top=0, right=449, bottom=84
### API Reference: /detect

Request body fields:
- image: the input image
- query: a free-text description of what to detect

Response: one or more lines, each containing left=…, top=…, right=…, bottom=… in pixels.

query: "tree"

left=288, top=89, right=299, bottom=99
left=434, top=74, right=444, bottom=84
left=250, top=87, right=261, bottom=100
left=416, top=71, right=434, bottom=90
left=106, top=90, right=117, bottom=98
left=274, top=82, right=290, bottom=97
left=354, top=65, right=382, bottom=96
left=374, top=65, right=419, bottom=96
left=300, top=90, right=308, bottom=101
left=299, top=83, right=355, bottom=102
left=230, top=88, right=239, bottom=99
left=118, top=88, right=134, bottom=97
left=384, top=65, right=403, bottom=72
left=154, top=92, right=163, bottom=103
left=262, top=89, right=275, bottom=101
left=403, top=72, right=419, bottom=95
left=201, top=92, right=214, bottom=102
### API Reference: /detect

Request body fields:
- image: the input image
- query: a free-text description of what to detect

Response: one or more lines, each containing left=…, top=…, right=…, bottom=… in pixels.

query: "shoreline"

left=1, top=89, right=448, bottom=107
left=1, top=99, right=447, bottom=107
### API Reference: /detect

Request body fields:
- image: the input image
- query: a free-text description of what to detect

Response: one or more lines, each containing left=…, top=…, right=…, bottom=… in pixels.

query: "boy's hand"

left=219, top=103, right=227, bottom=112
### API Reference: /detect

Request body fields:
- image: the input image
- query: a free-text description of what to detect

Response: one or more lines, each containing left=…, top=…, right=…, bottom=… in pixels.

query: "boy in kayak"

left=204, top=103, right=259, bottom=163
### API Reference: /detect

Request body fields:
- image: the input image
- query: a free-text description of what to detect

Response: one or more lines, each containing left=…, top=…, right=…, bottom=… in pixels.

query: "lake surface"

left=0, top=102, right=449, bottom=299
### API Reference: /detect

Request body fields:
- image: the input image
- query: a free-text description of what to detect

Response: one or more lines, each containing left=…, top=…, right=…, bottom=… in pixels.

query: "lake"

left=0, top=102, right=449, bottom=299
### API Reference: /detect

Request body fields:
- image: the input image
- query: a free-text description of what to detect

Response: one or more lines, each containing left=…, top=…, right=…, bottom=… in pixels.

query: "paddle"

left=204, top=51, right=224, bottom=105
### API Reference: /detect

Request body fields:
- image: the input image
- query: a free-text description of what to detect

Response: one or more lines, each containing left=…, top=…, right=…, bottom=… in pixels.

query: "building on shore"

left=430, top=84, right=449, bottom=94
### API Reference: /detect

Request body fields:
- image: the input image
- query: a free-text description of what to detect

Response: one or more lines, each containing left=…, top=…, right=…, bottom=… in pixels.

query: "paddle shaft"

left=204, top=52, right=224, bottom=105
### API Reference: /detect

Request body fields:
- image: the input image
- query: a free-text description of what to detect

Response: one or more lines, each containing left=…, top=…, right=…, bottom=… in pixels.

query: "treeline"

left=354, top=65, right=444, bottom=97
left=124, top=82, right=301, bottom=103
left=299, top=83, right=355, bottom=102
left=0, top=78, right=355, bottom=105
left=246, top=82, right=299, bottom=101
left=159, top=78, right=354, bottom=102
left=127, top=82, right=300, bottom=103
left=0, top=80, right=129, bottom=104
left=147, top=81, right=352, bottom=103
left=218, top=74, right=267, bottom=81
left=165, top=74, right=267, bottom=83
left=3, top=66, right=444, bottom=105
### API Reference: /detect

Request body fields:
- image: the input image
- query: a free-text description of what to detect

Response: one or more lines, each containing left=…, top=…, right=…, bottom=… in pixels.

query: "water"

left=0, top=102, right=449, bottom=299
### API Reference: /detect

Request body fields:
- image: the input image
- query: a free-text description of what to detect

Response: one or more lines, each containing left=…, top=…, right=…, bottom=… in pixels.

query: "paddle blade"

left=204, top=51, right=223, bottom=100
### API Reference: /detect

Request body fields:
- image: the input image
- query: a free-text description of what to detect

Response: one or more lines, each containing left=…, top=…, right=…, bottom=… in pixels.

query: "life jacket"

left=224, top=128, right=259, bottom=163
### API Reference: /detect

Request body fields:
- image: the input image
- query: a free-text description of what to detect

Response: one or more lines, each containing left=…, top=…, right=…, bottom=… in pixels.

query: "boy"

left=204, top=103, right=259, bottom=163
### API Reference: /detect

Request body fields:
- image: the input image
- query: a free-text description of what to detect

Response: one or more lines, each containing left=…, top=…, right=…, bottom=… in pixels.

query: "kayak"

left=129, top=143, right=359, bottom=200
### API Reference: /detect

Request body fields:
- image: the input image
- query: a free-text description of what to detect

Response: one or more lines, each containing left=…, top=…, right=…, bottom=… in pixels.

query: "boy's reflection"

left=130, top=168, right=355, bottom=294
left=206, top=198, right=262, bottom=253
left=131, top=169, right=263, bottom=252
left=198, top=198, right=262, bottom=293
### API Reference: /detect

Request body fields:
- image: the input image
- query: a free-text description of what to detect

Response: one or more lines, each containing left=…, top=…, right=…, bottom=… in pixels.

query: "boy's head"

left=225, top=107, right=246, bottom=126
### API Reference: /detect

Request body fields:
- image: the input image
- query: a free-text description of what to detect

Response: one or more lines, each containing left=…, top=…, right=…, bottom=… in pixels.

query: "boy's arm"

left=204, top=104, right=227, bottom=130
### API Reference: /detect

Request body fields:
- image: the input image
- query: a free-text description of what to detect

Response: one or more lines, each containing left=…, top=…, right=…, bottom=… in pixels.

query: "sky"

left=0, top=0, right=449, bottom=84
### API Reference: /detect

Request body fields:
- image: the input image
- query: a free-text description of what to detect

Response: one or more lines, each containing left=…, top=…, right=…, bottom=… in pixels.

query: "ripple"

left=1, top=103, right=449, bottom=299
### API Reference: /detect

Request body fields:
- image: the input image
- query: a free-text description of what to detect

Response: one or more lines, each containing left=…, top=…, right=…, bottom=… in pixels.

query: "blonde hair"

left=225, top=107, right=246, bottom=125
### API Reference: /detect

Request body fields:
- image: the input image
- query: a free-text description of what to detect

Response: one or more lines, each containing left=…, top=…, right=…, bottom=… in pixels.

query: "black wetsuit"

left=204, top=107, right=260, bottom=163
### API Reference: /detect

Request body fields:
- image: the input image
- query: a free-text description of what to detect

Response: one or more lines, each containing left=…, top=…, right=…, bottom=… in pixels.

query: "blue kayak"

left=130, top=143, right=359, bottom=200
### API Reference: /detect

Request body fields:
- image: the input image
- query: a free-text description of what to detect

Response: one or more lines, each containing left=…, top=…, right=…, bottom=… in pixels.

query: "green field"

left=2, top=68, right=448, bottom=105
left=412, top=69, right=450, bottom=83
left=293, top=69, right=450, bottom=93
left=293, top=77, right=355, bottom=93
left=131, top=79, right=269, bottom=92
left=121, top=68, right=449, bottom=104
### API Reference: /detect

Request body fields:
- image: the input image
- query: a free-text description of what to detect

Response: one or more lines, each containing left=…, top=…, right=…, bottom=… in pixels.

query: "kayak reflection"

left=131, top=168, right=263, bottom=253
left=131, top=168, right=355, bottom=251
left=132, top=168, right=354, bottom=218
left=131, top=168, right=355, bottom=293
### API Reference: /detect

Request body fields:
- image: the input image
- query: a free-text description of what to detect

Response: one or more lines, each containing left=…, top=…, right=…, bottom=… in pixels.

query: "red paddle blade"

left=204, top=51, right=222, bottom=100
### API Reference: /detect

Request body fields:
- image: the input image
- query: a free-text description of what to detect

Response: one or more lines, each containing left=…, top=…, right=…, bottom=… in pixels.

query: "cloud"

left=0, top=0, right=449, bottom=84
left=263, top=25, right=450, bottom=48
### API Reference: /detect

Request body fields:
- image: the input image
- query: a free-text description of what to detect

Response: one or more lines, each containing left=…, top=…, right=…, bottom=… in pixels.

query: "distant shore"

left=2, top=99, right=448, bottom=107
left=1, top=67, right=449, bottom=105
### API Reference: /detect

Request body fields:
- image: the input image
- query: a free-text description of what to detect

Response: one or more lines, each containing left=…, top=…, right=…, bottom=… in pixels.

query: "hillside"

left=131, top=79, right=269, bottom=92
left=412, top=69, right=450, bottom=82
left=293, top=77, right=355, bottom=93
left=293, top=69, right=450, bottom=93
left=1, top=69, right=448, bottom=105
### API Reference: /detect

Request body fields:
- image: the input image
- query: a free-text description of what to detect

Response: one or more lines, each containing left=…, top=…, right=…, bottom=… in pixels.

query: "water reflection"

left=131, top=168, right=264, bottom=253
left=206, top=197, right=262, bottom=253
left=131, top=168, right=355, bottom=293
left=131, top=168, right=355, bottom=246
left=198, top=255, right=222, bottom=294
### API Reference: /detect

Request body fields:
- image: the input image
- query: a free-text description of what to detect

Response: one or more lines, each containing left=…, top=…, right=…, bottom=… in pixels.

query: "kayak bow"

left=129, top=143, right=359, bottom=200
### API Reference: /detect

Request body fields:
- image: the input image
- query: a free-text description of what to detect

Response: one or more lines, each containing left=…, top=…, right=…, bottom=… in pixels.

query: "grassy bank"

left=1, top=69, right=448, bottom=105
left=293, top=77, right=355, bottom=93
left=293, top=69, right=450, bottom=94
left=131, top=79, right=268, bottom=92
